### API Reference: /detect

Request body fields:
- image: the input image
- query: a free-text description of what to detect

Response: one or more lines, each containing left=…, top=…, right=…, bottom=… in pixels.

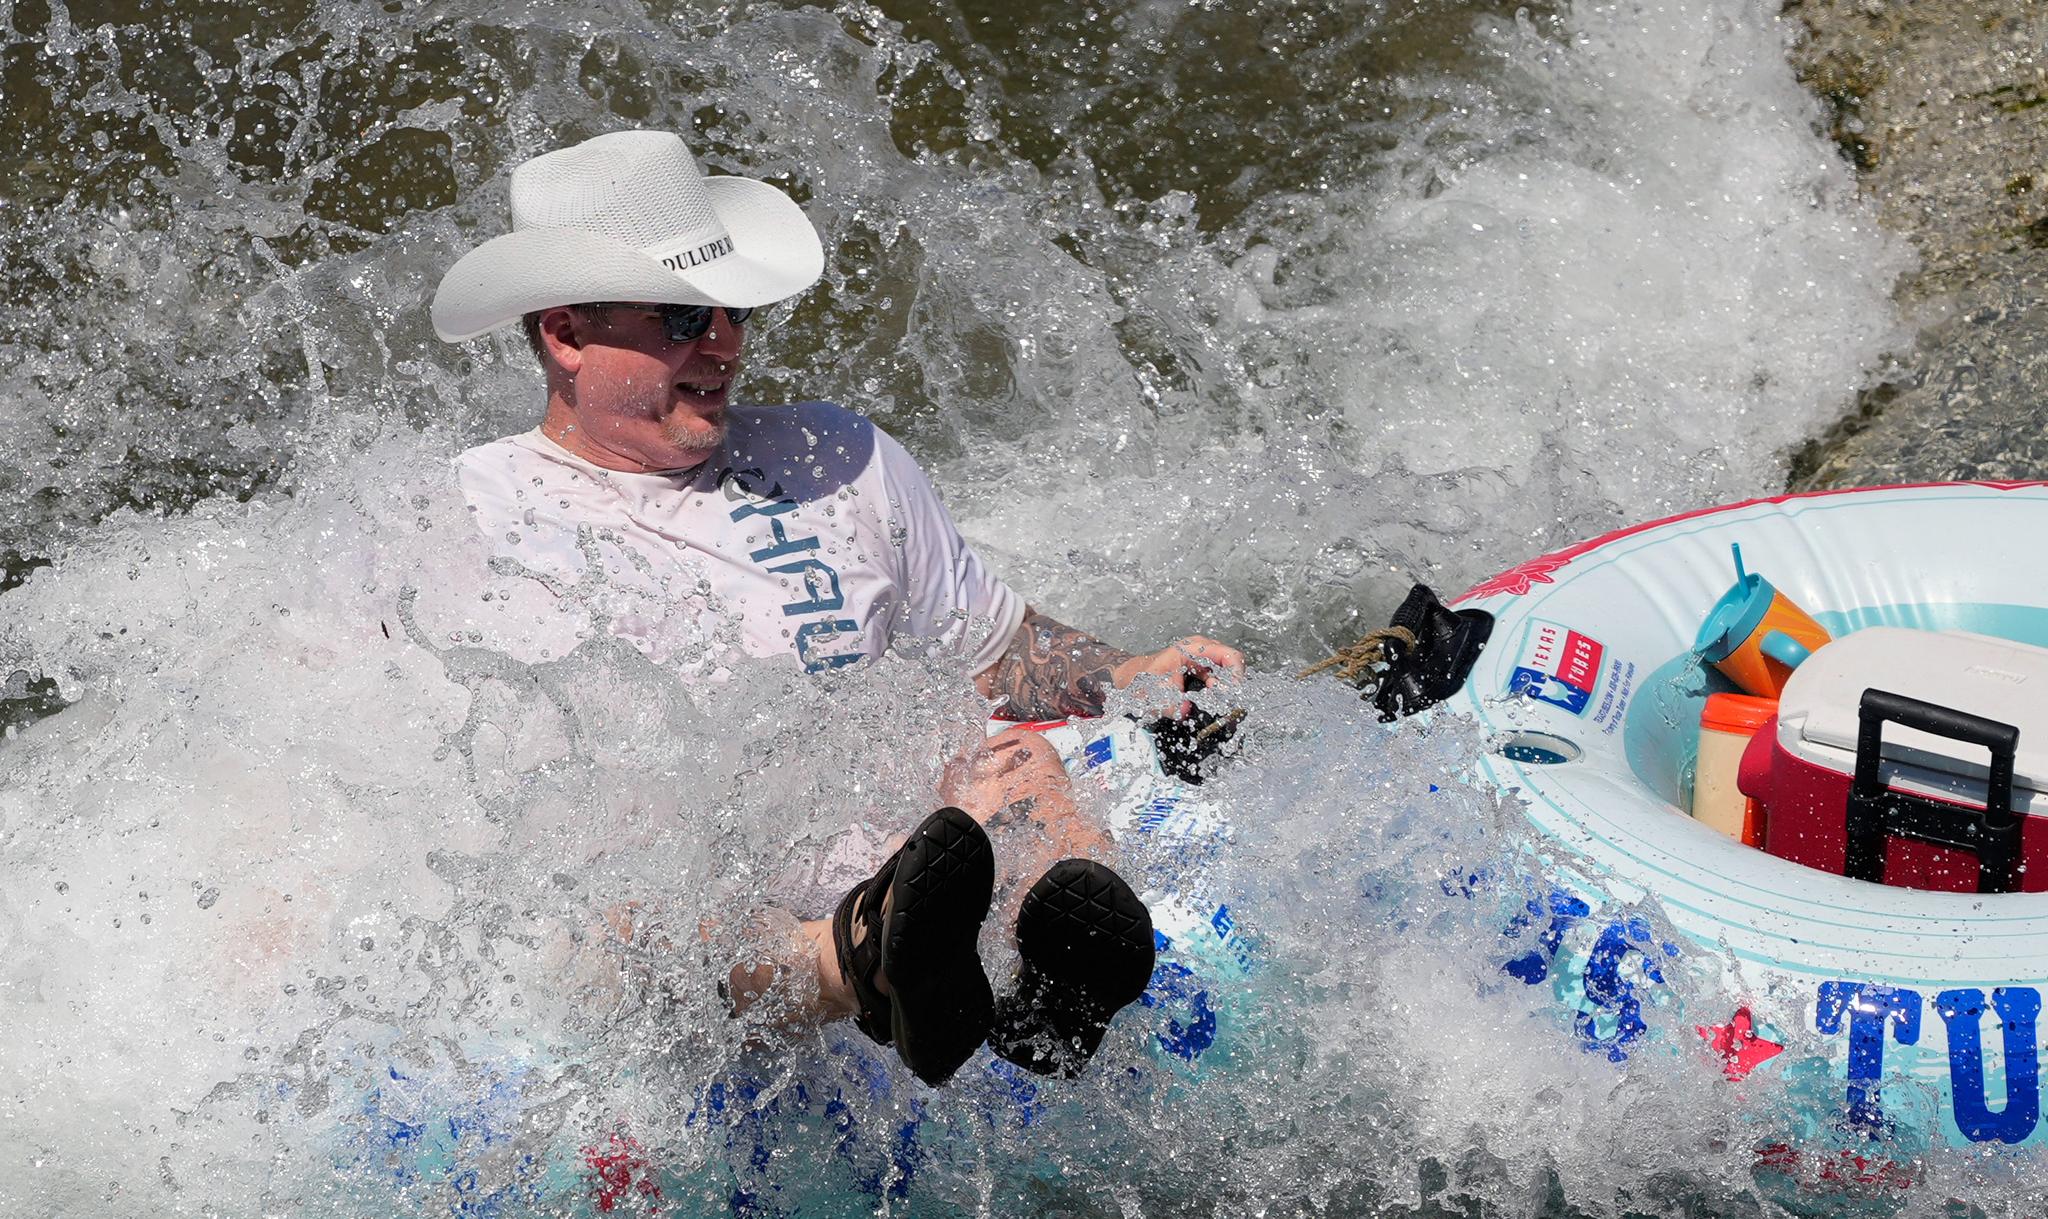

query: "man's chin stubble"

left=662, top=414, right=727, bottom=455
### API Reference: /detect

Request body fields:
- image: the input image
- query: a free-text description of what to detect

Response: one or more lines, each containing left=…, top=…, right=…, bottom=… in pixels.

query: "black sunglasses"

left=591, top=302, right=758, bottom=343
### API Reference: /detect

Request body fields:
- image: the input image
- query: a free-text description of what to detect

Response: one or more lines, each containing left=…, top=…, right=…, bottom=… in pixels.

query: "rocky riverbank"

left=1782, top=0, right=2047, bottom=488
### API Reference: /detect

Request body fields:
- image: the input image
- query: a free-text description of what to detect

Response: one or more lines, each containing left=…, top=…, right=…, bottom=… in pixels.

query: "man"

left=431, top=130, right=1243, bottom=1086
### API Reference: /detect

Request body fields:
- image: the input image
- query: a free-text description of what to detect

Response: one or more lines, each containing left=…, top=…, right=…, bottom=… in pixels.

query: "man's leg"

left=724, top=733, right=1142, bottom=1083
left=720, top=909, right=854, bottom=1027
left=938, top=727, right=1159, bottom=1079
left=727, top=808, right=996, bottom=1087
left=938, top=726, right=1108, bottom=907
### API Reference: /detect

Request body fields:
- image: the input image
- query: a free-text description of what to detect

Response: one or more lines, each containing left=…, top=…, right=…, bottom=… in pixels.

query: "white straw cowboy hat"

left=431, top=129, right=824, bottom=342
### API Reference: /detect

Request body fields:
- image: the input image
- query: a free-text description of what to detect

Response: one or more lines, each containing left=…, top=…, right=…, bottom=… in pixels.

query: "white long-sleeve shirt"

left=455, top=402, right=1025, bottom=678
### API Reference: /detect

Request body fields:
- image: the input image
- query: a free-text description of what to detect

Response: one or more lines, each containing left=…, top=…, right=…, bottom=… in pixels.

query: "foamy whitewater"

left=0, top=0, right=1972, bottom=1213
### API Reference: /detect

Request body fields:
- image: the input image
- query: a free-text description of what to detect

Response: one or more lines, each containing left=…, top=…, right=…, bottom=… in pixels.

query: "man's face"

left=558, top=304, right=746, bottom=471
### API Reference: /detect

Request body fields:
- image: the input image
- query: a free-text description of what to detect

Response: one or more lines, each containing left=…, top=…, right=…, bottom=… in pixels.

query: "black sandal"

left=832, top=806, right=996, bottom=1086
left=988, top=859, right=1156, bottom=1078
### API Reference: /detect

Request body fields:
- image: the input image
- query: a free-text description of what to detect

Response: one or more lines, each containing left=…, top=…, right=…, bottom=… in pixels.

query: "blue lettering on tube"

left=1501, top=888, right=1590, bottom=985
left=1935, top=986, right=2041, bottom=1144
left=1140, top=958, right=1216, bottom=1062
left=1816, top=982, right=1923, bottom=1134
left=1574, top=916, right=1668, bottom=1062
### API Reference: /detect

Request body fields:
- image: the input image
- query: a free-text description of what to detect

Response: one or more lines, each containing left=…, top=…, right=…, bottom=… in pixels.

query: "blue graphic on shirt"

left=723, top=467, right=859, bottom=672
left=772, top=559, right=845, bottom=615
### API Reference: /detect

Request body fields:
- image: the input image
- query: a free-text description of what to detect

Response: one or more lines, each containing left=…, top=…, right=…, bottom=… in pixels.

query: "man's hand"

left=1110, top=635, right=1246, bottom=719
left=977, top=608, right=1244, bottom=722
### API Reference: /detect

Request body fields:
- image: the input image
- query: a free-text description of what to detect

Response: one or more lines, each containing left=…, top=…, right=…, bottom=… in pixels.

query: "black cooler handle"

left=1843, top=688, right=2023, bottom=894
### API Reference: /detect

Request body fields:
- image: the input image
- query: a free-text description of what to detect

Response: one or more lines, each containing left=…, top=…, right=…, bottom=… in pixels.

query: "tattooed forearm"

left=979, top=607, right=1134, bottom=720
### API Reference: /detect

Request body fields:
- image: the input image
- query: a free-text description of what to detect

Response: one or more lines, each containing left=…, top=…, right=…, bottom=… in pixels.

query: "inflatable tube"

left=1444, top=481, right=2048, bottom=1159
left=326, top=715, right=1245, bottom=1215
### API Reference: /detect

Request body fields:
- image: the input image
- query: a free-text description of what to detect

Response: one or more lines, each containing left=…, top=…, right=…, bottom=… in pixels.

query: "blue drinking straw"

left=1731, top=542, right=1747, bottom=585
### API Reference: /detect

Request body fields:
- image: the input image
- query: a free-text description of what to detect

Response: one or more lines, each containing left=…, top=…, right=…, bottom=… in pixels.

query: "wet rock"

left=1782, top=1, right=2048, bottom=488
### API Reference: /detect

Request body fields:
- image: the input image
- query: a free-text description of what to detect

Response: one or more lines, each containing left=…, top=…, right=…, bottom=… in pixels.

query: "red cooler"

left=1738, top=628, right=2048, bottom=893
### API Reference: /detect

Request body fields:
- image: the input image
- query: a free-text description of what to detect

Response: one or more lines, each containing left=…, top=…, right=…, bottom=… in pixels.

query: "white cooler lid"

left=1778, top=627, right=2048, bottom=798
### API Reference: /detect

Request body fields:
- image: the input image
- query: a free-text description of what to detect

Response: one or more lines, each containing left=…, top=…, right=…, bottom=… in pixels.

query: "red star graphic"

left=1697, top=1006, right=1784, bottom=1081
left=582, top=1131, right=663, bottom=1214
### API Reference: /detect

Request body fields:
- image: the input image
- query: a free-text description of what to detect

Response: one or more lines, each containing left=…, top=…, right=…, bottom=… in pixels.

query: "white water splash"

left=0, top=0, right=1964, bottom=1215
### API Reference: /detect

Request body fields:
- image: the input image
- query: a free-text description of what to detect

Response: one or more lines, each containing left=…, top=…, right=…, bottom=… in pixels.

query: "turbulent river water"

left=0, top=0, right=1984, bottom=1214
